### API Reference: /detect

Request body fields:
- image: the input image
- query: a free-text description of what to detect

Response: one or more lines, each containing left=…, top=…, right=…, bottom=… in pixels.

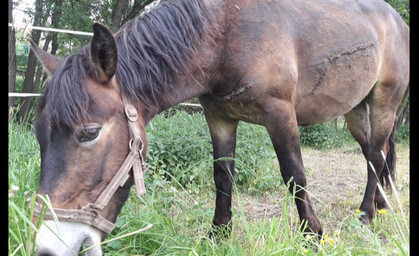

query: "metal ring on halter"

left=129, top=138, right=144, bottom=154
left=129, top=138, right=133, bottom=151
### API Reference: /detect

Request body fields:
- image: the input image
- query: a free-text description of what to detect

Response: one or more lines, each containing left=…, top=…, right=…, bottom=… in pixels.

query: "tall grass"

left=9, top=111, right=409, bottom=255
left=9, top=118, right=41, bottom=256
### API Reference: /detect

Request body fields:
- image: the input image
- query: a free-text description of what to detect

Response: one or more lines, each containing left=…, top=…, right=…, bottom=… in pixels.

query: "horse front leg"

left=203, top=110, right=239, bottom=239
left=263, top=99, right=323, bottom=236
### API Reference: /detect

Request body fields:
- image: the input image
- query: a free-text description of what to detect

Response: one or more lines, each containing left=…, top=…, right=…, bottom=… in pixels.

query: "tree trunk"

left=8, top=0, right=17, bottom=114
left=34, top=0, right=62, bottom=91
left=121, top=0, right=156, bottom=26
left=18, top=0, right=64, bottom=121
left=17, top=0, right=44, bottom=122
left=111, top=0, right=129, bottom=31
left=333, top=118, right=338, bottom=129
left=50, top=0, right=63, bottom=55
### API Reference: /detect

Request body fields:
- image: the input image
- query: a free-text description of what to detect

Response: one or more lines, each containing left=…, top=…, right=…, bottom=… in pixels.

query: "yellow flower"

left=302, top=249, right=309, bottom=254
left=378, top=209, right=387, bottom=216
left=328, top=238, right=335, bottom=245
left=320, top=239, right=326, bottom=245
left=354, top=209, right=362, bottom=216
left=323, top=234, right=328, bottom=239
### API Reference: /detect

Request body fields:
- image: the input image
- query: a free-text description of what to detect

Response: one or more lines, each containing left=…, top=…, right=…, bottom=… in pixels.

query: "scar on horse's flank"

left=223, top=83, right=252, bottom=100
left=328, top=42, right=376, bottom=62
left=310, top=66, right=327, bottom=95
left=310, top=42, right=377, bottom=95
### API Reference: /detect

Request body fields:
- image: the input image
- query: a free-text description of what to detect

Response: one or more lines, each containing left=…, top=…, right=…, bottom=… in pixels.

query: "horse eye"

left=78, top=126, right=101, bottom=143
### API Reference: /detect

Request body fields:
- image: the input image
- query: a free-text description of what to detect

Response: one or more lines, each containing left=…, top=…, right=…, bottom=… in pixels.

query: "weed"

left=299, top=122, right=354, bottom=149
left=395, top=124, right=409, bottom=145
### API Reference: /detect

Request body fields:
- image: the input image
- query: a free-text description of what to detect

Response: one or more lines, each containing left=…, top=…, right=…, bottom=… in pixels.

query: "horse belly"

left=295, top=41, right=381, bottom=125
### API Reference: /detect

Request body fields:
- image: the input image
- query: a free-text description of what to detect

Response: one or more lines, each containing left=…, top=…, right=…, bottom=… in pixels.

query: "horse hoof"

left=375, top=200, right=387, bottom=210
left=359, top=213, right=373, bottom=225
left=208, top=224, right=231, bottom=242
left=375, top=194, right=387, bottom=210
left=301, top=218, right=323, bottom=238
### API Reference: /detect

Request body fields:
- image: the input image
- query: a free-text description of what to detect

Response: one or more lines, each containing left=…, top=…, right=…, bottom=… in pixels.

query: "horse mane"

left=37, top=0, right=214, bottom=131
left=37, top=46, right=92, bottom=131
left=115, top=0, right=214, bottom=107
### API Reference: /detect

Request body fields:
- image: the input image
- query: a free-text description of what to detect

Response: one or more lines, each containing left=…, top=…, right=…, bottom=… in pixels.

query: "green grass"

left=9, top=111, right=409, bottom=255
left=8, top=118, right=41, bottom=256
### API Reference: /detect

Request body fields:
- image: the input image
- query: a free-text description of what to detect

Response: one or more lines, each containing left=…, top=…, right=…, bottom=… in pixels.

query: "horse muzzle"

left=35, top=220, right=103, bottom=256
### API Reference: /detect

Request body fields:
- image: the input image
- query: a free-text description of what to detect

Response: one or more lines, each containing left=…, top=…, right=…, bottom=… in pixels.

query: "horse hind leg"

left=374, top=126, right=396, bottom=210
left=344, top=100, right=371, bottom=157
left=344, top=101, right=385, bottom=210
left=345, top=80, right=402, bottom=224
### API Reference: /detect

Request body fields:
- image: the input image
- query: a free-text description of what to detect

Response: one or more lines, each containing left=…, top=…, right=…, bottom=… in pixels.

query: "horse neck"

left=146, top=56, right=219, bottom=124
left=114, top=0, right=220, bottom=123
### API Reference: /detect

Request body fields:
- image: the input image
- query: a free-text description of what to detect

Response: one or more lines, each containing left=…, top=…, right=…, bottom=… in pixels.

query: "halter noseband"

left=34, top=96, right=148, bottom=234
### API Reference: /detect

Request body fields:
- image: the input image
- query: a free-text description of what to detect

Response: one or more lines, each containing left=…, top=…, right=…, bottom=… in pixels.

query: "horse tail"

left=380, top=119, right=397, bottom=189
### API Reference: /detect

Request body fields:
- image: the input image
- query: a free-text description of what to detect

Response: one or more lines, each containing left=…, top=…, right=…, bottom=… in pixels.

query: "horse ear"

left=90, top=23, right=118, bottom=83
left=29, top=38, right=63, bottom=75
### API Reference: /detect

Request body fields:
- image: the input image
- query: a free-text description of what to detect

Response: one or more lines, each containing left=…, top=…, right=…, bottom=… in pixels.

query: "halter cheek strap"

left=34, top=96, right=148, bottom=234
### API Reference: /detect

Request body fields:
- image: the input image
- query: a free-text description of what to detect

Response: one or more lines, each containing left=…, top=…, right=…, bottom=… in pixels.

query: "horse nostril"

left=37, top=248, right=56, bottom=256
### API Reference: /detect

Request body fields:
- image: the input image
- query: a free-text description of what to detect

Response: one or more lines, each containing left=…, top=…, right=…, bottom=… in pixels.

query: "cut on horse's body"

left=31, top=0, right=408, bottom=255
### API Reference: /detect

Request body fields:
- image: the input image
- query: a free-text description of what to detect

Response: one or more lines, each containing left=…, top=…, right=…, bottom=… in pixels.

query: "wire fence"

left=8, top=23, right=94, bottom=36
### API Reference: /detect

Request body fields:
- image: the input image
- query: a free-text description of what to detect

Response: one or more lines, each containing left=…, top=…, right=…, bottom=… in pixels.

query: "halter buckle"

left=124, top=104, right=138, bottom=122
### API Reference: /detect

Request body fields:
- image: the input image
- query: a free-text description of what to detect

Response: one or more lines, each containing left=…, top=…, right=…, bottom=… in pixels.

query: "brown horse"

left=31, top=0, right=409, bottom=255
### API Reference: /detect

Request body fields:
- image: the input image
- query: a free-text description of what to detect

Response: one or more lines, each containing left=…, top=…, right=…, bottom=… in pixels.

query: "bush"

left=384, top=0, right=409, bottom=25
left=146, top=111, right=213, bottom=190
left=395, top=124, right=409, bottom=144
left=299, top=122, right=353, bottom=149
left=146, top=111, right=280, bottom=193
left=235, top=122, right=279, bottom=192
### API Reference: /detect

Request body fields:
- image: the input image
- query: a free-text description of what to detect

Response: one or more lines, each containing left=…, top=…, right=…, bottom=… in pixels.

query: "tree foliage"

left=384, top=0, right=409, bottom=25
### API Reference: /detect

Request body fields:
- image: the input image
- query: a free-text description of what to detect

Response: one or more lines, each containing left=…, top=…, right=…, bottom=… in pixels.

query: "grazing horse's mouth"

left=35, top=221, right=103, bottom=256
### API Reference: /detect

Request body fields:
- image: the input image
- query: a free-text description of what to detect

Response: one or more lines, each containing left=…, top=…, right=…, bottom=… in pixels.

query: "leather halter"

left=34, top=96, right=148, bottom=234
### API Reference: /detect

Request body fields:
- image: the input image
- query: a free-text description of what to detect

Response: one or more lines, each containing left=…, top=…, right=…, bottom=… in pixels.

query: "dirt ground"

left=235, top=143, right=410, bottom=234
